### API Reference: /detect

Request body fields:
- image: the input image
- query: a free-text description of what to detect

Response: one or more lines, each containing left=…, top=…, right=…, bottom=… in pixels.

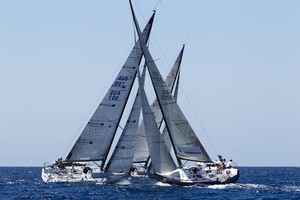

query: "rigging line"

left=182, top=160, right=188, bottom=167
left=133, top=0, right=170, bottom=76
left=133, top=0, right=158, bottom=23
left=155, top=0, right=162, bottom=11
left=183, top=36, right=189, bottom=46
left=93, top=161, right=101, bottom=167
left=131, top=1, right=181, bottom=115
left=179, top=85, right=219, bottom=157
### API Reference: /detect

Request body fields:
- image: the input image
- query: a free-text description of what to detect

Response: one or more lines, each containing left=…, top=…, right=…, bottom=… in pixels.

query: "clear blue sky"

left=0, top=0, right=299, bottom=166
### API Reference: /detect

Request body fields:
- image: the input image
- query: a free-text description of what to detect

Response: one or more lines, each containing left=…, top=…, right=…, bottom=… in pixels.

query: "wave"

left=116, top=179, right=131, bottom=185
left=207, top=183, right=300, bottom=195
left=154, top=181, right=172, bottom=187
left=5, top=179, right=26, bottom=185
left=207, top=183, right=269, bottom=190
left=282, top=186, right=300, bottom=193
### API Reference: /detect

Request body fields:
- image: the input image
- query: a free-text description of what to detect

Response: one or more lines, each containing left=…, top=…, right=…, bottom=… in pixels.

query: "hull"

left=41, top=166, right=128, bottom=184
left=41, top=167, right=96, bottom=183
left=155, top=168, right=239, bottom=186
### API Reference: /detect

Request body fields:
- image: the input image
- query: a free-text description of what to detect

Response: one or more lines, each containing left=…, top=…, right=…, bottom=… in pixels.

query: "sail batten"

left=65, top=12, right=155, bottom=163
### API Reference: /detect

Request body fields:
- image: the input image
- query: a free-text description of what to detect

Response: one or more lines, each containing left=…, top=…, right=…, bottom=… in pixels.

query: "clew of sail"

left=130, top=1, right=211, bottom=163
left=105, top=66, right=147, bottom=173
left=137, top=64, right=177, bottom=174
left=65, top=12, right=155, bottom=163
left=133, top=46, right=185, bottom=164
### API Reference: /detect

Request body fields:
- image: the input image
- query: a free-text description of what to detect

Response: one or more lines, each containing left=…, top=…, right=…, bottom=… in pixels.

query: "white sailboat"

left=41, top=12, right=155, bottom=183
left=129, top=0, right=239, bottom=185
left=42, top=1, right=240, bottom=185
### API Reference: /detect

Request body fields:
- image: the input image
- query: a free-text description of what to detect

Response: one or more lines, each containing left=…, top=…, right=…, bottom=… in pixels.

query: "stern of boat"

left=223, top=168, right=239, bottom=183
left=41, top=167, right=49, bottom=183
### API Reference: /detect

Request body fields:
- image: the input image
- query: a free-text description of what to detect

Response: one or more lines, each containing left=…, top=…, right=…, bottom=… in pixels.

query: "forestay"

left=65, top=13, right=155, bottom=163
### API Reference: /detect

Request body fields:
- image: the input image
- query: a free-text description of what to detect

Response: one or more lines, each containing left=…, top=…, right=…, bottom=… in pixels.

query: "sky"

left=0, top=0, right=299, bottom=167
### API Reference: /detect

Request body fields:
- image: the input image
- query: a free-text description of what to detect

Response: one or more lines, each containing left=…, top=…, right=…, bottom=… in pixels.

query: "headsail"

left=133, top=46, right=185, bottom=164
left=137, top=64, right=177, bottom=174
left=105, top=66, right=146, bottom=173
left=65, top=12, right=155, bottom=163
left=130, top=1, right=211, bottom=163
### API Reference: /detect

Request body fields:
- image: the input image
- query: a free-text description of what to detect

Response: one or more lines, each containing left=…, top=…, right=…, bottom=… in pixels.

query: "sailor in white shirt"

left=226, top=159, right=233, bottom=168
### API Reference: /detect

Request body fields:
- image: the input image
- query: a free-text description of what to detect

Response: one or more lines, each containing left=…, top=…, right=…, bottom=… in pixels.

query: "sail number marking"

left=109, top=90, right=120, bottom=101
left=114, top=76, right=130, bottom=87
left=161, top=90, right=172, bottom=101
left=114, top=81, right=125, bottom=87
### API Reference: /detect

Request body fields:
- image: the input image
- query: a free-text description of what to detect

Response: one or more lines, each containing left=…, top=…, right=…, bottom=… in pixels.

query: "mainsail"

left=65, top=12, right=155, bottom=163
left=133, top=46, right=185, bottom=164
left=105, top=66, right=146, bottom=173
left=130, top=1, right=211, bottom=164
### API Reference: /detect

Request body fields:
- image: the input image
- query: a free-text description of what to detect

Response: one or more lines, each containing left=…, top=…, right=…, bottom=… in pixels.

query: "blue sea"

left=0, top=167, right=299, bottom=199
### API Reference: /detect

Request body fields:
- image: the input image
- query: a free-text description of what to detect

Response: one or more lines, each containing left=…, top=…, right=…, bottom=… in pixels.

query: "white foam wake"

left=154, top=181, right=172, bottom=187
left=208, top=183, right=269, bottom=190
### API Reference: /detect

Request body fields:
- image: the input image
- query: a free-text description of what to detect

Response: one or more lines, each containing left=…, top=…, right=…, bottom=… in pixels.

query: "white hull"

left=41, top=167, right=96, bottom=183
left=41, top=166, right=128, bottom=184
left=155, top=167, right=239, bottom=186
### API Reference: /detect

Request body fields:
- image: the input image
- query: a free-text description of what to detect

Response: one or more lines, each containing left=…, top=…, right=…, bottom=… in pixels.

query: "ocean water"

left=0, top=167, right=299, bottom=199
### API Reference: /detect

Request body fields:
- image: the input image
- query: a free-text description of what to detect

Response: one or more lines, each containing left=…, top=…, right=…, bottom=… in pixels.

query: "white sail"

left=130, top=4, right=211, bottom=163
left=65, top=13, right=155, bottom=163
left=133, top=46, right=185, bottom=163
left=138, top=67, right=177, bottom=174
left=105, top=66, right=146, bottom=173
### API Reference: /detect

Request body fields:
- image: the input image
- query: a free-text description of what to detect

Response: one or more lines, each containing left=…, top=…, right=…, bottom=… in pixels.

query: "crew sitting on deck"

left=222, top=159, right=226, bottom=169
left=226, top=159, right=233, bottom=168
left=55, top=157, right=65, bottom=169
left=216, top=158, right=226, bottom=172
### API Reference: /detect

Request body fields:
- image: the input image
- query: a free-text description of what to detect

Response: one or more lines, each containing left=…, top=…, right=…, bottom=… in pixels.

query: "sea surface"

left=0, top=167, right=299, bottom=199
